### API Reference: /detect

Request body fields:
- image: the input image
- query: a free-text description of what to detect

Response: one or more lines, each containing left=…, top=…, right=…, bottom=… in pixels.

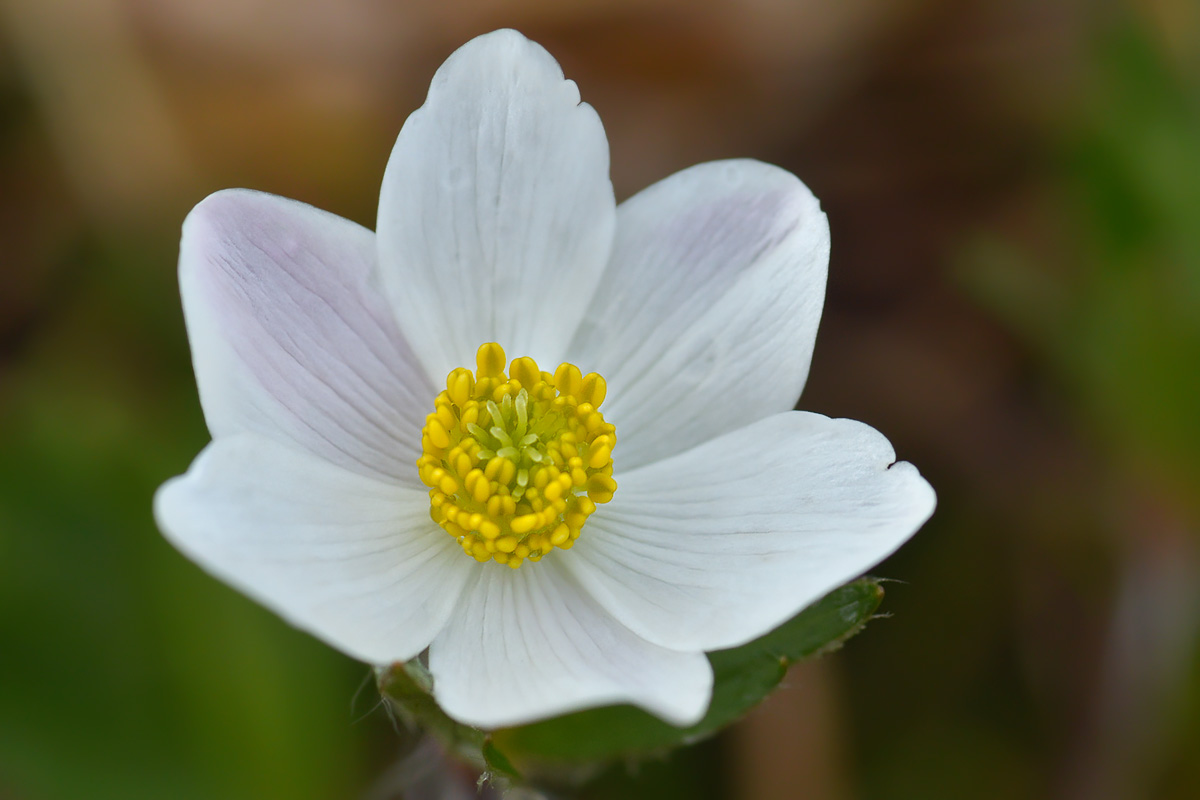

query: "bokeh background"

left=2, top=0, right=1198, bottom=798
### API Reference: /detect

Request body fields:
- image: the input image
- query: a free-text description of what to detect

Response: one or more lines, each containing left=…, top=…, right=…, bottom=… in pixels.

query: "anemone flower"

left=155, top=29, right=935, bottom=729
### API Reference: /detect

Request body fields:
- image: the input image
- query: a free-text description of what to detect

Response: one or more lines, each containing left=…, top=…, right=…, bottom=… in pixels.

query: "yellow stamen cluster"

left=418, top=343, right=617, bottom=569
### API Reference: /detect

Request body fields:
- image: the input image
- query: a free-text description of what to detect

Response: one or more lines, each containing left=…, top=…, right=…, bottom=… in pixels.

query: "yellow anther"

left=587, top=474, right=617, bottom=504
left=580, top=372, right=607, bottom=407
left=484, top=456, right=503, bottom=480
left=476, top=342, right=507, bottom=378
left=465, top=469, right=490, bottom=503
left=587, top=435, right=613, bottom=470
left=418, top=343, right=617, bottom=568
left=510, top=356, right=541, bottom=389
left=427, top=419, right=450, bottom=450
left=447, top=368, right=474, bottom=407
left=510, top=514, right=539, bottom=534
left=554, top=363, right=583, bottom=397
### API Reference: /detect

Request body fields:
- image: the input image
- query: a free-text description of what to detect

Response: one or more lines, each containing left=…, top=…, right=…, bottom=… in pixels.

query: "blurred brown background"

left=2, top=0, right=1199, bottom=798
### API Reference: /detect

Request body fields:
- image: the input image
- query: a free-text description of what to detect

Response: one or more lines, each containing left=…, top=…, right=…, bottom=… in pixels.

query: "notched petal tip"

left=882, top=458, right=938, bottom=525
left=410, top=29, right=591, bottom=128
left=432, top=28, right=570, bottom=89
left=698, top=158, right=830, bottom=258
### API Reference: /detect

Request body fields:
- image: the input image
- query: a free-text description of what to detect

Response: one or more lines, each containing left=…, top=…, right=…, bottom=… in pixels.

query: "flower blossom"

left=155, top=29, right=936, bottom=729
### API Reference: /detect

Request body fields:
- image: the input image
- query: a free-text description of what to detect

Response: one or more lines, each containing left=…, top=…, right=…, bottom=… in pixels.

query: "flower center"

left=418, top=343, right=617, bottom=569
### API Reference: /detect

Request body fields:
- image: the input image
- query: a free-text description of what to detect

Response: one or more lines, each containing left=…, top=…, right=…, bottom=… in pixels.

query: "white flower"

left=155, top=29, right=935, bottom=730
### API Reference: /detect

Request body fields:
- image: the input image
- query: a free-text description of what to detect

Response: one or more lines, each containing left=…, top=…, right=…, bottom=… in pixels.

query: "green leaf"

left=481, top=738, right=523, bottom=783
left=494, top=578, right=885, bottom=764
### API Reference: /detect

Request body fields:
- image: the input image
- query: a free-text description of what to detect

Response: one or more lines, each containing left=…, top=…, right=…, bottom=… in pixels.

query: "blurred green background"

left=2, top=0, right=1198, bottom=798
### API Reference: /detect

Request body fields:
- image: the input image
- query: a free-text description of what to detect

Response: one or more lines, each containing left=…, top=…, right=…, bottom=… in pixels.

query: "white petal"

left=180, top=189, right=435, bottom=486
left=155, top=434, right=472, bottom=664
left=428, top=560, right=712, bottom=729
left=562, top=412, right=935, bottom=652
left=377, top=29, right=616, bottom=380
left=567, top=160, right=829, bottom=471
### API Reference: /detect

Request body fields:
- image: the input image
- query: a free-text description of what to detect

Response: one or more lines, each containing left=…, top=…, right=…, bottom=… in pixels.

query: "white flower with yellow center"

left=155, top=29, right=935, bottom=730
